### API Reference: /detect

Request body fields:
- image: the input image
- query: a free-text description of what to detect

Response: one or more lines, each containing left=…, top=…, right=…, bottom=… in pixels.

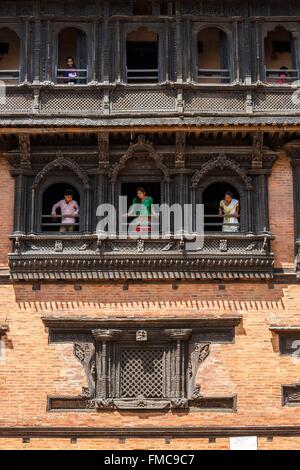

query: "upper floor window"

left=264, top=26, right=298, bottom=84
left=56, top=28, right=88, bottom=85
left=126, top=27, right=159, bottom=83
left=203, top=183, right=240, bottom=233
left=42, top=183, right=80, bottom=233
left=197, top=28, right=230, bottom=84
left=0, top=28, right=20, bottom=84
left=133, top=1, right=152, bottom=15
left=132, top=1, right=175, bottom=16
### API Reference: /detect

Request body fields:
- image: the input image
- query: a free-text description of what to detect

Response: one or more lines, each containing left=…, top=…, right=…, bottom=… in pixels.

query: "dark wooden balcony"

left=8, top=232, right=275, bottom=281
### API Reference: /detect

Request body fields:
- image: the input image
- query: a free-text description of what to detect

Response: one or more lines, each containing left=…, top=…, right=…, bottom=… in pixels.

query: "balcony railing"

left=204, top=214, right=240, bottom=232
left=265, top=68, right=299, bottom=84
left=0, top=69, right=20, bottom=83
left=126, top=68, right=159, bottom=83
left=41, top=214, right=80, bottom=231
left=56, top=68, right=88, bottom=84
left=198, top=68, right=230, bottom=84
left=2, top=83, right=300, bottom=117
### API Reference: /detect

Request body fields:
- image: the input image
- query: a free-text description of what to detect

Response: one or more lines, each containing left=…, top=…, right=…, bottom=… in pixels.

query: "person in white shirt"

left=51, top=189, right=79, bottom=232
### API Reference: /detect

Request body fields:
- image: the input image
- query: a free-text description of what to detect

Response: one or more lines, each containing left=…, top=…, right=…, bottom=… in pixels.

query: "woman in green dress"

left=131, top=187, right=153, bottom=234
left=219, top=191, right=240, bottom=232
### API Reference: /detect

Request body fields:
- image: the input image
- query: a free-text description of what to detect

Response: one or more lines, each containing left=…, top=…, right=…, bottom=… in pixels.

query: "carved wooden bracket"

left=252, top=132, right=264, bottom=169
left=19, top=135, right=31, bottom=172
left=175, top=132, right=186, bottom=169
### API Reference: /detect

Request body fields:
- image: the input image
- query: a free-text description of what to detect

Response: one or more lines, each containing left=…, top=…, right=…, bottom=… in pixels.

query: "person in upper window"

left=276, top=66, right=288, bottom=85
left=51, top=189, right=79, bottom=232
left=129, top=187, right=153, bottom=234
left=64, top=56, right=78, bottom=84
left=219, top=191, right=239, bottom=233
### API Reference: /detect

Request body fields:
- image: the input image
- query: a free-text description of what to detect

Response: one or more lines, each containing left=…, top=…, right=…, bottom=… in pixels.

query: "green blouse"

left=132, top=196, right=153, bottom=216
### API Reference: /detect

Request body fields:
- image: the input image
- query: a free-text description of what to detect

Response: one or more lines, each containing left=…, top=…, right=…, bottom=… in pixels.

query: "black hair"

left=136, top=187, right=146, bottom=194
left=66, top=56, right=76, bottom=66
left=225, top=191, right=233, bottom=198
left=64, top=189, right=74, bottom=197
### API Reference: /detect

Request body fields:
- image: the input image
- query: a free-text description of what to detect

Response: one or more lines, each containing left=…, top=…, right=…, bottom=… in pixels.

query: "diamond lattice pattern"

left=120, top=348, right=164, bottom=399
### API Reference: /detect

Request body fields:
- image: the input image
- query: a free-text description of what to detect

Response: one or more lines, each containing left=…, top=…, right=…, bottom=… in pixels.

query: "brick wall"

left=0, top=157, right=14, bottom=267
left=0, top=152, right=300, bottom=450
left=268, top=150, right=295, bottom=269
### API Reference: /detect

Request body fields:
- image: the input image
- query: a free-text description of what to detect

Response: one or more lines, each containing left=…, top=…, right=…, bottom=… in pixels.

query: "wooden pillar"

left=92, top=329, right=122, bottom=399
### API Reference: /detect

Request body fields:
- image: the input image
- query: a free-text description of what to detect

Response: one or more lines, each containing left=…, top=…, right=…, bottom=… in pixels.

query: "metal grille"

left=253, top=91, right=300, bottom=111
left=120, top=348, right=164, bottom=399
left=111, top=90, right=176, bottom=113
left=41, top=90, right=103, bottom=114
left=184, top=90, right=245, bottom=112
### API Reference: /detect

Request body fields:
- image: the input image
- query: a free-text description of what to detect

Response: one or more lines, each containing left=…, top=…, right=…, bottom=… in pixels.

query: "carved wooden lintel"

left=92, top=329, right=123, bottom=342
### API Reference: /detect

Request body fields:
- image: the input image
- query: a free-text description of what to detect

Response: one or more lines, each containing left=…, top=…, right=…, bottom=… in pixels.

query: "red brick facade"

left=1, top=150, right=300, bottom=449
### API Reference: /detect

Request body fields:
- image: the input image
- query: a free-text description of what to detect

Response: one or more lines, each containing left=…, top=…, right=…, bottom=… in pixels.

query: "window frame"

left=36, top=174, right=85, bottom=234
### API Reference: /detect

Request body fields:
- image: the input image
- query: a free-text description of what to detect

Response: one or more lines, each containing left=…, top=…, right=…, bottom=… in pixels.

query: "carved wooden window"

left=41, top=183, right=81, bottom=233
left=126, top=28, right=159, bottom=83
left=197, top=28, right=230, bottom=84
left=119, top=347, right=165, bottom=399
left=202, top=182, right=240, bottom=233
left=0, top=28, right=20, bottom=84
left=92, top=328, right=190, bottom=410
left=264, top=27, right=297, bottom=84
left=278, top=333, right=300, bottom=355
left=46, top=320, right=238, bottom=412
left=56, top=28, right=88, bottom=84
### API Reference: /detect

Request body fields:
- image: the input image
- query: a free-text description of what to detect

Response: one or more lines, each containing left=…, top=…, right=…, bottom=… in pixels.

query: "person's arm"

left=219, top=202, right=224, bottom=217
left=73, top=201, right=79, bottom=216
left=51, top=200, right=61, bottom=218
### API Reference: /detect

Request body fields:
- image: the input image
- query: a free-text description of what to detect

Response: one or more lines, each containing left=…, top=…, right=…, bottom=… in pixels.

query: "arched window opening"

left=197, top=28, right=230, bottom=84
left=0, top=28, right=20, bottom=83
left=203, top=183, right=240, bottom=233
left=57, top=28, right=88, bottom=84
left=121, top=182, right=161, bottom=236
left=126, top=28, right=159, bottom=83
left=264, top=26, right=297, bottom=84
left=41, top=183, right=80, bottom=233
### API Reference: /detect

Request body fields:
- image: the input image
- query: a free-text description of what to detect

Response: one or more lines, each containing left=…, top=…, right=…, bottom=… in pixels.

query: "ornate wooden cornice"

left=2, top=425, right=300, bottom=438
left=8, top=233, right=275, bottom=281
